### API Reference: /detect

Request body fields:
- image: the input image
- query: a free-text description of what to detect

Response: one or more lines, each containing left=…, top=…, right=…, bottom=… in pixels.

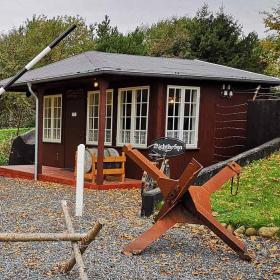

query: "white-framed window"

left=165, top=86, right=200, bottom=148
left=117, top=86, right=149, bottom=148
left=43, top=94, right=62, bottom=143
left=86, top=90, right=113, bottom=145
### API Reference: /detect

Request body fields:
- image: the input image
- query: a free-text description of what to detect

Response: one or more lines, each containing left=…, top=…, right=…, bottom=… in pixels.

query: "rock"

left=212, top=211, right=219, bottom=217
left=234, top=226, right=245, bottom=236
left=258, top=227, right=279, bottom=238
left=227, top=224, right=234, bottom=233
left=245, top=227, right=257, bottom=236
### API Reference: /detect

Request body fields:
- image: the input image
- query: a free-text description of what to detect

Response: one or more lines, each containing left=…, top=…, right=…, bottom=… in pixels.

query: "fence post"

left=76, top=144, right=85, bottom=217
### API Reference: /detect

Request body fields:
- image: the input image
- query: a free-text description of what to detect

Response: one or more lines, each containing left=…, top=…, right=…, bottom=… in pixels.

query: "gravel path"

left=0, top=177, right=279, bottom=280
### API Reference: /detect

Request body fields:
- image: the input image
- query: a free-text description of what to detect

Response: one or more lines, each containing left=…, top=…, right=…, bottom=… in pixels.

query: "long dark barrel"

left=0, top=24, right=76, bottom=96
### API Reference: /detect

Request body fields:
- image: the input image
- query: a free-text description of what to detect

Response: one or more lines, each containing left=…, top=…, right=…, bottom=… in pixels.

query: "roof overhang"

left=2, top=69, right=280, bottom=93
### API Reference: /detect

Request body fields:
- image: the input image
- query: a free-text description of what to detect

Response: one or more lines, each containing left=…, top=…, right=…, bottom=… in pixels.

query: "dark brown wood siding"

left=38, top=76, right=255, bottom=179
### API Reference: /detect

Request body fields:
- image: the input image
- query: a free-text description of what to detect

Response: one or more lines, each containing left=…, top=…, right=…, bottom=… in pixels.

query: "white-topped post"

left=76, top=144, right=85, bottom=217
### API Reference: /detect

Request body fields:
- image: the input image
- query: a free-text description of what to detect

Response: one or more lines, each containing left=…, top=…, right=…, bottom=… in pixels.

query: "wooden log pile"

left=0, top=200, right=102, bottom=280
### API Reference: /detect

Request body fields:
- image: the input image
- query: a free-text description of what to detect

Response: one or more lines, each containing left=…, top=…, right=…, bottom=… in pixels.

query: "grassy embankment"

left=212, top=151, right=280, bottom=229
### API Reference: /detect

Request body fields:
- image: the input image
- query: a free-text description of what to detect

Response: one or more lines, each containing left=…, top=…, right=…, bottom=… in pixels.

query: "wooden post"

left=96, top=79, right=108, bottom=185
left=37, top=90, right=44, bottom=175
left=61, top=200, right=88, bottom=280
left=76, top=144, right=85, bottom=216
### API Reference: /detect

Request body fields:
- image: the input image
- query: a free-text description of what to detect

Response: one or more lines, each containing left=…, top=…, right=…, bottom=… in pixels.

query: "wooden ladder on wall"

left=213, top=103, right=248, bottom=163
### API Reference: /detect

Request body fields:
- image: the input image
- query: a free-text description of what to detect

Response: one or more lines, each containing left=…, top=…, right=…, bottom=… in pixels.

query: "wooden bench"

left=75, top=151, right=126, bottom=183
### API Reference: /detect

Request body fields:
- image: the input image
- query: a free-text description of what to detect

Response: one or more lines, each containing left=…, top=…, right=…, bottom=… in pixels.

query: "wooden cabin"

left=1, top=51, right=280, bottom=186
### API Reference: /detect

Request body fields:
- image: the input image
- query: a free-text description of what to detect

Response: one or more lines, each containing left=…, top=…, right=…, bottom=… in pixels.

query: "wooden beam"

left=96, top=79, right=109, bottom=185
left=0, top=232, right=87, bottom=242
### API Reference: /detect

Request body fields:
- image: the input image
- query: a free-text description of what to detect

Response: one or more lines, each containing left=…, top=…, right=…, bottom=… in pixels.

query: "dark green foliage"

left=188, top=5, right=265, bottom=73
left=94, top=15, right=147, bottom=55
left=0, top=15, right=95, bottom=80
left=0, top=15, right=95, bottom=129
left=146, top=17, right=192, bottom=58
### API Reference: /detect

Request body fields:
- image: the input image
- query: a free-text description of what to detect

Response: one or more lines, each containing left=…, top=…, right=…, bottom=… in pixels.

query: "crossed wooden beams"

left=122, top=144, right=251, bottom=261
left=0, top=200, right=102, bottom=280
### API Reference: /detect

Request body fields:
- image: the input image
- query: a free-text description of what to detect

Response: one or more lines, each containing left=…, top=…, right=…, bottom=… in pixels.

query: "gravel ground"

left=0, top=177, right=279, bottom=280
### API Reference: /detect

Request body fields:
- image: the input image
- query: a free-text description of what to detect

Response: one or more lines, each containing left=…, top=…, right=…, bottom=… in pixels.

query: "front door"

left=64, top=92, right=86, bottom=170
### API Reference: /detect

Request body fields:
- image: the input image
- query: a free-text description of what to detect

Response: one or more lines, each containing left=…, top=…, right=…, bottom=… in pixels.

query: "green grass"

left=212, top=151, right=280, bottom=229
left=0, top=128, right=32, bottom=165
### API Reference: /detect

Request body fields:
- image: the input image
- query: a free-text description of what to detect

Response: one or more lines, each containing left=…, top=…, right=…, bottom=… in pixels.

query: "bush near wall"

left=0, top=128, right=31, bottom=165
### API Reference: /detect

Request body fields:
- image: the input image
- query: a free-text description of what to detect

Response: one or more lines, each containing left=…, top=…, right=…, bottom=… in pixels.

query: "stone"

left=234, top=226, right=245, bottom=236
left=226, top=224, right=234, bottom=233
left=245, top=227, right=257, bottom=236
left=258, top=227, right=280, bottom=238
left=212, top=211, right=219, bottom=217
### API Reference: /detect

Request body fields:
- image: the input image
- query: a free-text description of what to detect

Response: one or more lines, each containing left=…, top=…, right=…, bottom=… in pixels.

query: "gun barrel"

left=0, top=24, right=77, bottom=96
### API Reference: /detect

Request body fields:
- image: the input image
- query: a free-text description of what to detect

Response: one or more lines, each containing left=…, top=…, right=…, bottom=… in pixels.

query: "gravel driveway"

left=0, top=177, right=279, bottom=280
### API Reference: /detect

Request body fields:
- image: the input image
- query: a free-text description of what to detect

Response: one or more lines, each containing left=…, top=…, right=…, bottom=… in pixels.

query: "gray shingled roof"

left=1, top=51, right=280, bottom=88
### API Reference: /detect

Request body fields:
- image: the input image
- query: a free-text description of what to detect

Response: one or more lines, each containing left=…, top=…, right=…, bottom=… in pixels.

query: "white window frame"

left=117, top=86, right=150, bottom=148
left=86, top=89, right=114, bottom=146
left=165, top=85, right=200, bottom=149
left=43, top=94, right=62, bottom=143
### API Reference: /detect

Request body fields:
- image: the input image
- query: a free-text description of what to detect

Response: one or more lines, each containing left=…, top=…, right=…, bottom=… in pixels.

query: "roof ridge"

left=86, top=50, right=196, bottom=62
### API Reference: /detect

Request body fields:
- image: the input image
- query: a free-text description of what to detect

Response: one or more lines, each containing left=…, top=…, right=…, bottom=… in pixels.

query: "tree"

left=188, top=5, right=264, bottom=72
left=0, top=15, right=95, bottom=129
left=260, top=5, right=280, bottom=77
left=94, top=15, right=147, bottom=55
left=0, top=15, right=95, bottom=80
left=145, top=17, right=192, bottom=58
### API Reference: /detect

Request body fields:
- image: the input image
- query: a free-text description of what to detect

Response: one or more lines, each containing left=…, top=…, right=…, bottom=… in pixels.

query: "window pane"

left=43, top=95, right=62, bottom=142
left=191, top=104, right=196, bottom=116
left=168, top=103, right=174, bottom=116
left=141, top=118, right=147, bottom=130
left=141, top=104, right=147, bottom=116
left=191, top=90, right=197, bottom=102
left=183, top=117, right=189, bottom=130
left=174, top=103, right=179, bottom=116
left=174, top=117, right=179, bottom=130
left=127, top=91, right=132, bottom=103
left=166, top=86, right=199, bottom=146
left=118, top=87, right=149, bottom=145
left=185, top=89, right=191, bottom=102
left=136, top=104, right=141, bottom=116
left=184, top=103, right=190, bottom=116
left=142, top=89, right=148, bottom=102
left=136, top=117, right=140, bottom=130
left=167, top=117, right=173, bottom=130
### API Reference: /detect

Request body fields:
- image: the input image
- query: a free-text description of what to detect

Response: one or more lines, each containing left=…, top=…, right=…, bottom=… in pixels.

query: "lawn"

left=212, top=151, right=280, bottom=229
left=0, top=128, right=32, bottom=165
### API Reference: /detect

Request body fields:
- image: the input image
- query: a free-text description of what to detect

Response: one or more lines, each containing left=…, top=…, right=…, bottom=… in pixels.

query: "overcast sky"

left=0, top=0, right=278, bottom=37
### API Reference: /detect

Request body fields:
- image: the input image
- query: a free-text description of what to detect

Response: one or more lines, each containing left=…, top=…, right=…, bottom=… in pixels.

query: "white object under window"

left=86, top=90, right=113, bottom=145
left=43, top=94, right=62, bottom=143
left=166, top=86, right=200, bottom=148
left=117, top=86, right=149, bottom=148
